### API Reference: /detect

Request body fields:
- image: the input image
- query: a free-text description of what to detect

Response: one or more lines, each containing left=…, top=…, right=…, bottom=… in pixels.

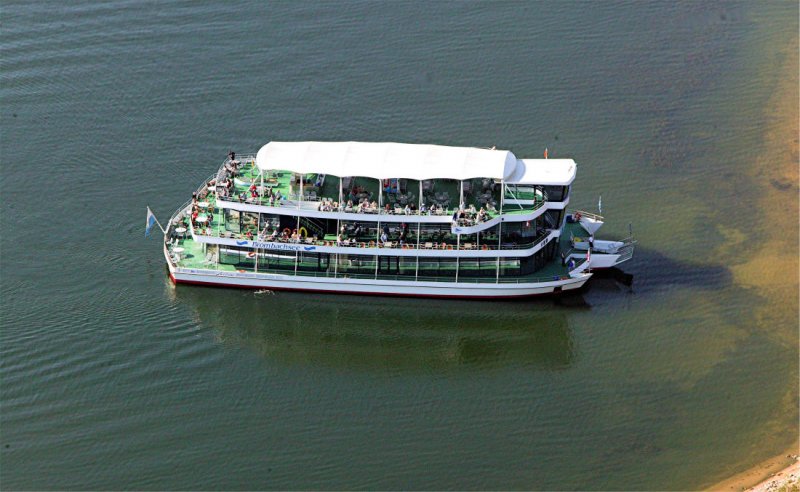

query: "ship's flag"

left=145, top=207, right=158, bottom=237
left=544, top=147, right=548, bottom=159
left=598, top=195, right=602, bottom=214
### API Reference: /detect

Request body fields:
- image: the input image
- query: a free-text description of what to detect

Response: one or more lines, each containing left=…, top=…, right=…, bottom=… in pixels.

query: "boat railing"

left=193, top=227, right=554, bottom=252
left=166, top=198, right=193, bottom=236
left=197, top=173, right=217, bottom=193
left=195, top=235, right=546, bottom=252
left=615, top=236, right=637, bottom=263
left=572, top=209, right=604, bottom=221
left=214, top=193, right=544, bottom=222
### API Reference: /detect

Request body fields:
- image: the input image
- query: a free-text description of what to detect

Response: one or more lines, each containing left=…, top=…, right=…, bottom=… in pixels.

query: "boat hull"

left=168, top=269, right=590, bottom=298
left=165, top=247, right=591, bottom=299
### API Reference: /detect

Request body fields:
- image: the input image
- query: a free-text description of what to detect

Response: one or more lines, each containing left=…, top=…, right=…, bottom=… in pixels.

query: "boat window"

left=542, top=185, right=567, bottom=202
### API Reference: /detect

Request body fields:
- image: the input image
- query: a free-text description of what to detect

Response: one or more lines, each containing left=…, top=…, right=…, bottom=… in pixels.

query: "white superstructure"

left=161, top=142, right=633, bottom=298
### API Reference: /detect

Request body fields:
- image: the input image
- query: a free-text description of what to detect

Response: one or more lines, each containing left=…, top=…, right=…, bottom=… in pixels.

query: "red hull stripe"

left=168, top=273, right=562, bottom=299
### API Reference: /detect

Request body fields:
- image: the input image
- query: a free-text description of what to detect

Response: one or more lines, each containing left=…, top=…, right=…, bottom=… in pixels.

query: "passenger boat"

left=155, top=141, right=635, bottom=298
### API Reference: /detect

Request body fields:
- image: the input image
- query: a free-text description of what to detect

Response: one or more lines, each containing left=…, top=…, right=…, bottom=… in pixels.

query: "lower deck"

left=167, top=235, right=579, bottom=284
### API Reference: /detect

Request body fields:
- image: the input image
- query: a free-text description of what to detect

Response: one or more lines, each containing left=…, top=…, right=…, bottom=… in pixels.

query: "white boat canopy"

left=256, top=141, right=519, bottom=181
left=505, top=159, right=577, bottom=186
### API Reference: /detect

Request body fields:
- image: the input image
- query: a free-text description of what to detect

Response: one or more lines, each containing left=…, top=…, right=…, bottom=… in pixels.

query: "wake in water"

left=254, top=289, right=274, bottom=296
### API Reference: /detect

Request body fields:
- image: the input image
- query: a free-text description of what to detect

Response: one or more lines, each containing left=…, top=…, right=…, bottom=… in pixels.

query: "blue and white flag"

left=145, top=207, right=158, bottom=237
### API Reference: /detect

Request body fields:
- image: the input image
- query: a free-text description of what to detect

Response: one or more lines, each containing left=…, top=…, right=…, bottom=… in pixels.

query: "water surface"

left=1, top=1, right=797, bottom=489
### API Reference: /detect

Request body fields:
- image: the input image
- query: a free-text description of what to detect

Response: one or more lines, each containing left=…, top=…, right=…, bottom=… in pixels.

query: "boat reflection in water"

left=170, top=283, right=577, bottom=372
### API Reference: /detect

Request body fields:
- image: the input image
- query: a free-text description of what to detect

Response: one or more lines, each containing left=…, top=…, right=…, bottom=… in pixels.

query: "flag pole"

left=146, top=206, right=167, bottom=236
left=155, top=216, right=166, bottom=235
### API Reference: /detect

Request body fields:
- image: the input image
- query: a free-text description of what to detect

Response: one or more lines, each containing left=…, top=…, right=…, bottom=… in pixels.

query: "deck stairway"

left=299, top=216, right=326, bottom=239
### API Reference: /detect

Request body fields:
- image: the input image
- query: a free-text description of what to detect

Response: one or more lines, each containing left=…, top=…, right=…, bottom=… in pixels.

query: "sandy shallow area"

left=707, top=27, right=799, bottom=492
left=710, top=448, right=799, bottom=492
left=748, top=458, right=800, bottom=492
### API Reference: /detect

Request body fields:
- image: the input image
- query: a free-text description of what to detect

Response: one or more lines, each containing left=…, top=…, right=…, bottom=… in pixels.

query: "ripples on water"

left=1, top=1, right=797, bottom=489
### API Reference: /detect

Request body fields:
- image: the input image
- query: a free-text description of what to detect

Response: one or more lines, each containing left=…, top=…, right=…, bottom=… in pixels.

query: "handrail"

left=215, top=195, right=547, bottom=225
left=196, top=230, right=550, bottom=252
left=165, top=199, right=192, bottom=237
left=572, top=209, right=604, bottom=221
left=193, top=224, right=556, bottom=253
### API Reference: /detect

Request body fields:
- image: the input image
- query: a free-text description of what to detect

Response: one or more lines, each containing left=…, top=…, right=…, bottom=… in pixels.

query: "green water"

left=1, top=1, right=797, bottom=489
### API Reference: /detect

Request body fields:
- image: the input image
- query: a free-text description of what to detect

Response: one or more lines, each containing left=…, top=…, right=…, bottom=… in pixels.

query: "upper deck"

left=205, top=154, right=567, bottom=226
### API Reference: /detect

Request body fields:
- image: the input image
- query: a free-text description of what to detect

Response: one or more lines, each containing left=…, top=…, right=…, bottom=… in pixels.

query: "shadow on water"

left=589, top=245, right=732, bottom=297
left=169, top=282, right=579, bottom=373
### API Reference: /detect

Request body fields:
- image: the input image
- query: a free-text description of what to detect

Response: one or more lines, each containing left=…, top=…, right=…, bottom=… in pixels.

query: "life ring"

left=247, top=252, right=256, bottom=259
left=298, top=227, right=308, bottom=238
left=283, top=228, right=291, bottom=236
